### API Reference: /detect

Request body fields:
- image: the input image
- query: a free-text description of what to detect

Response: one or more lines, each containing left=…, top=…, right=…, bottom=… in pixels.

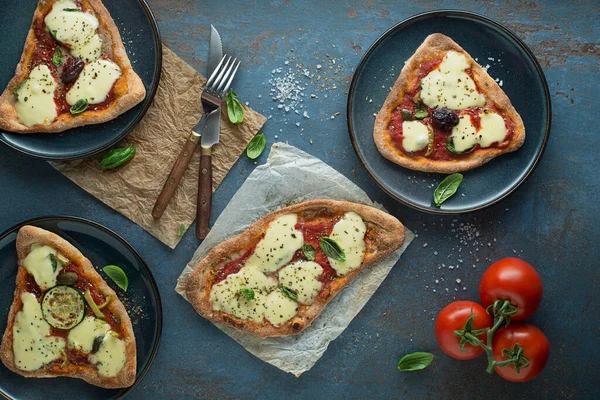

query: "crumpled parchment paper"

left=52, top=46, right=266, bottom=248
left=175, top=143, right=414, bottom=376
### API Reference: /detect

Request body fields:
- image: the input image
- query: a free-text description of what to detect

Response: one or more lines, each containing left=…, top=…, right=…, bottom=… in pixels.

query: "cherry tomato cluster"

left=434, top=258, right=550, bottom=382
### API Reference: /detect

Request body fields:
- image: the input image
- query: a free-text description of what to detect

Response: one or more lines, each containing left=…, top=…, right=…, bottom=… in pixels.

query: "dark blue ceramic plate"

left=347, top=11, right=551, bottom=213
left=0, top=217, right=162, bottom=400
left=0, top=0, right=161, bottom=161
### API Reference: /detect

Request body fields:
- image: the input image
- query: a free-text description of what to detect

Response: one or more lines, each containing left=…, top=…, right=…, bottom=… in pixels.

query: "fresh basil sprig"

left=397, top=352, right=434, bottom=371
left=102, top=265, right=128, bottom=291
left=239, top=288, right=255, bottom=300
left=246, top=133, right=266, bottom=159
left=320, top=237, right=345, bottom=261
left=177, top=224, right=185, bottom=237
left=99, top=145, right=136, bottom=170
left=52, top=47, right=63, bottom=67
left=70, top=98, right=88, bottom=115
left=414, top=103, right=428, bottom=120
left=226, top=89, right=244, bottom=124
left=62, top=8, right=81, bottom=11
left=48, top=254, right=58, bottom=272
left=433, top=173, right=463, bottom=207
left=302, top=244, right=316, bottom=261
left=280, top=285, right=298, bottom=302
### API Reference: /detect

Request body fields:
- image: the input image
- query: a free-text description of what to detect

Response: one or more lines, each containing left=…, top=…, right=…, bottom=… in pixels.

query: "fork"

left=151, top=55, right=239, bottom=220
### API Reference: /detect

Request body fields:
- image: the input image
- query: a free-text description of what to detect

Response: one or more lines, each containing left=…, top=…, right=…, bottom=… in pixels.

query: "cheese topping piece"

left=420, top=51, right=486, bottom=110
left=14, top=65, right=57, bottom=127
left=450, top=111, right=508, bottom=152
left=278, top=261, right=323, bottom=305
left=245, top=214, right=304, bottom=273
left=264, top=289, right=298, bottom=326
left=89, top=333, right=127, bottom=377
left=22, top=245, right=63, bottom=291
left=13, top=292, right=65, bottom=371
left=450, top=115, right=478, bottom=152
left=68, top=316, right=110, bottom=352
left=66, top=59, right=122, bottom=105
left=210, top=266, right=277, bottom=322
left=327, top=212, right=367, bottom=276
left=44, top=0, right=103, bottom=62
left=402, top=120, right=431, bottom=152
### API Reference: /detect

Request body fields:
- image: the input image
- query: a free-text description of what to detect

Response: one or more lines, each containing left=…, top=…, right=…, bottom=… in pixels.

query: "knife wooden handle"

left=196, top=147, right=212, bottom=239
left=152, top=138, right=198, bottom=219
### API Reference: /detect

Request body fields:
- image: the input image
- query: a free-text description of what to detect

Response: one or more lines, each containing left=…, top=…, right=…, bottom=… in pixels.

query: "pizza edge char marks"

left=0, top=226, right=136, bottom=389
left=373, top=33, right=526, bottom=173
left=0, top=0, right=145, bottom=134
left=185, top=200, right=405, bottom=338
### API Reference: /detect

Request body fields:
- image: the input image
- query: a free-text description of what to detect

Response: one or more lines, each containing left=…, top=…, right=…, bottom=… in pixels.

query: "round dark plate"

left=347, top=10, right=551, bottom=213
left=0, top=0, right=162, bottom=161
left=0, top=217, right=162, bottom=400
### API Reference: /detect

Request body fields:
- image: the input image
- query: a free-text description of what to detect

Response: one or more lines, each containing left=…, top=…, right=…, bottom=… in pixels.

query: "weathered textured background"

left=0, top=0, right=598, bottom=398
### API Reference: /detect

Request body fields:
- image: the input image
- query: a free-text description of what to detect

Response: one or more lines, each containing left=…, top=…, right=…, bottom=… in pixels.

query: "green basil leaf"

left=226, top=89, right=244, bottom=124
left=320, top=237, right=345, bottom=261
left=246, top=133, right=266, bottom=159
left=177, top=223, right=185, bottom=237
left=397, top=352, right=434, bottom=371
left=52, top=47, right=63, bottom=67
left=70, top=98, right=88, bottom=115
left=99, top=145, right=136, bottom=170
left=102, top=265, right=129, bottom=291
left=13, top=79, right=28, bottom=101
left=62, top=8, right=81, bottom=11
left=49, top=30, right=58, bottom=40
left=48, top=254, right=58, bottom=272
left=302, top=244, right=316, bottom=261
left=414, top=103, right=428, bottom=120
left=433, top=173, right=463, bottom=207
left=280, top=285, right=298, bottom=302
left=239, top=288, right=255, bottom=300
left=401, top=109, right=413, bottom=121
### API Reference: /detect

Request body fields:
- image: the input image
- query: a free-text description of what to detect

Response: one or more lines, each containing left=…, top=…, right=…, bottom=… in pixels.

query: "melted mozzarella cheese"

left=264, top=289, right=298, bottom=326
left=14, top=65, right=57, bottom=127
left=420, top=51, right=486, bottom=110
left=402, top=120, right=430, bottom=152
left=44, top=1, right=102, bottom=62
left=65, top=59, right=122, bottom=105
left=278, top=261, right=323, bottom=305
left=450, top=114, right=478, bottom=152
left=245, top=214, right=304, bottom=273
left=13, top=292, right=65, bottom=371
left=327, top=212, right=367, bottom=276
left=22, top=245, right=63, bottom=290
left=210, top=266, right=277, bottom=322
left=68, top=316, right=110, bottom=352
left=89, top=333, right=126, bottom=377
left=450, top=111, right=508, bottom=151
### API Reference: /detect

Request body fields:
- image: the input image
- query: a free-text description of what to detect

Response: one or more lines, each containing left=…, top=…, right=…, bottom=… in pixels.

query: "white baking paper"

left=175, top=142, right=414, bottom=376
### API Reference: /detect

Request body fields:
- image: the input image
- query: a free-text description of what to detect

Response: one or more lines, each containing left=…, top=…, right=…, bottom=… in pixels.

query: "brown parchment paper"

left=52, top=46, right=267, bottom=248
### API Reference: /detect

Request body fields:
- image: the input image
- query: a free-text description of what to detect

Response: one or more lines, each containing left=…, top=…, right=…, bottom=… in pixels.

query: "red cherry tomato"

left=435, top=301, right=492, bottom=360
left=492, top=323, right=549, bottom=382
left=479, top=258, right=542, bottom=321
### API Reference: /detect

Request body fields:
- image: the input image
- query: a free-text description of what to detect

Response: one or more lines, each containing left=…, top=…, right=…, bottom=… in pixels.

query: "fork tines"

left=206, top=55, right=240, bottom=95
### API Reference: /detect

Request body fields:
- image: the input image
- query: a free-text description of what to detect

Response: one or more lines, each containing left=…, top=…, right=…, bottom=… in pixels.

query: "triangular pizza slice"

left=0, top=226, right=136, bottom=388
left=185, top=200, right=405, bottom=338
left=0, top=0, right=146, bottom=133
left=374, top=33, right=525, bottom=173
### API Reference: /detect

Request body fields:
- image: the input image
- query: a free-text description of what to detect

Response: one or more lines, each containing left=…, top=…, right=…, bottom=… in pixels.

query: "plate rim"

left=0, top=0, right=163, bottom=161
left=0, top=215, right=163, bottom=400
left=346, top=9, right=552, bottom=214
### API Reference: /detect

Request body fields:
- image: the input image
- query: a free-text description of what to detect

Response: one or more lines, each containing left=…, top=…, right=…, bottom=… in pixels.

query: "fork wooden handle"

left=196, top=147, right=213, bottom=239
left=152, top=137, right=199, bottom=219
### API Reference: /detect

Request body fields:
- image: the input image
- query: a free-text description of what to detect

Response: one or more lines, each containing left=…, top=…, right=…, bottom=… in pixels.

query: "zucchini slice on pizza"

left=0, top=0, right=146, bottom=133
left=0, top=226, right=136, bottom=389
left=374, top=33, right=525, bottom=173
left=185, top=200, right=405, bottom=338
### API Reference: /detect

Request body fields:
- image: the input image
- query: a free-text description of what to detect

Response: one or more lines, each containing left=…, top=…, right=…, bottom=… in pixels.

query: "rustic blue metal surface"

left=0, top=0, right=598, bottom=398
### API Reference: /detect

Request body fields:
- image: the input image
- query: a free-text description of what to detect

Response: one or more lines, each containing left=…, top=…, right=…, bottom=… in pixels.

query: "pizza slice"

left=0, top=0, right=146, bottom=134
left=374, top=33, right=525, bottom=173
left=0, top=226, right=136, bottom=388
left=185, top=200, right=405, bottom=338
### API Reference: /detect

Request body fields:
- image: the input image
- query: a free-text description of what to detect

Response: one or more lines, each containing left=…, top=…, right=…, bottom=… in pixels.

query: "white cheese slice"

left=68, top=316, right=110, bottom=352
left=402, top=120, right=430, bottom=152
left=420, top=51, right=486, bottom=110
left=327, top=212, right=367, bottom=276
left=89, top=333, right=126, bottom=377
left=70, top=34, right=102, bottom=63
left=13, top=292, right=65, bottom=371
left=210, top=266, right=277, bottom=323
left=14, top=65, right=57, bottom=127
left=278, top=261, right=323, bottom=305
left=22, top=245, right=63, bottom=291
left=479, top=111, right=508, bottom=147
left=264, top=289, right=298, bottom=326
left=66, top=59, right=122, bottom=105
left=245, top=214, right=304, bottom=273
left=450, top=114, right=478, bottom=152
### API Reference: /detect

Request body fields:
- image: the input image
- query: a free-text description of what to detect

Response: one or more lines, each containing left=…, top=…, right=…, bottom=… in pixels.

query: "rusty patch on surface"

left=350, top=41, right=362, bottom=51
left=348, top=9, right=357, bottom=18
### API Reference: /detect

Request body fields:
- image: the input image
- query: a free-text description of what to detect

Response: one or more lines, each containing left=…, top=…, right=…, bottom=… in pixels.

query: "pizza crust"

left=0, top=225, right=136, bottom=389
left=373, top=33, right=525, bottom=173
left=0, top=0, right=146, bottom=134
left=185, top=199, right=405, bottom=338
